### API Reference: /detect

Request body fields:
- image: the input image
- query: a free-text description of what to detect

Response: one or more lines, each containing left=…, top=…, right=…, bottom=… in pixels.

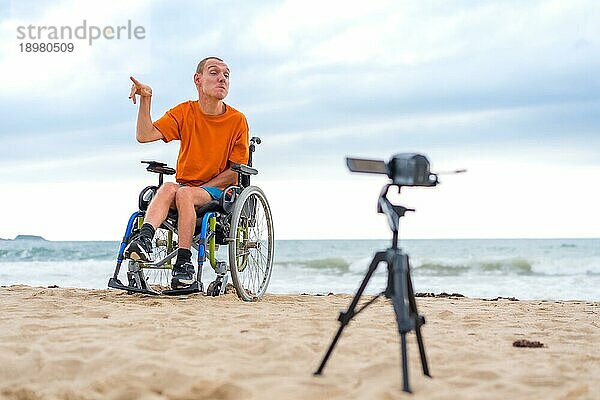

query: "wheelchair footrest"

left=108, top=277, right=161, bottom=296
left=162, top=281, right=202, bottom=296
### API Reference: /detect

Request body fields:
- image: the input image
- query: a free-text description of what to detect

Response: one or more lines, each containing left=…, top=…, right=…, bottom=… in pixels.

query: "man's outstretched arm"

left=129, top=76, right=164, bottom=143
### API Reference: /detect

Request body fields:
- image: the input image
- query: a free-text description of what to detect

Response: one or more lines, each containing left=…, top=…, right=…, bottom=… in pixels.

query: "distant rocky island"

left=6, top=235, right=48, bottom=241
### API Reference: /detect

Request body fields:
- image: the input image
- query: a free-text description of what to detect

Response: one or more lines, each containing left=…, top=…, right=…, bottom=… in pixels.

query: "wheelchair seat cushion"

left=195, top=200, right=224, bottom=216
left=167, top=200, right=224, bottom=220
left=166, top=200, right=225, bottom=235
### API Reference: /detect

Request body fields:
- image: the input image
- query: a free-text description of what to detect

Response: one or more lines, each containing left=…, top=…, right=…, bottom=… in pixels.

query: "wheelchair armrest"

left=231, top=163, right=258, bottom=176
left=141, top=160, right=176, bottom=175
left=220, top=185, right=242, bottom=213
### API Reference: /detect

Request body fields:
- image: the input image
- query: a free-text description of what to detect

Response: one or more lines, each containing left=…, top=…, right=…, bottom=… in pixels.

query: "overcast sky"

left=0, top=0, right=599, bottom=240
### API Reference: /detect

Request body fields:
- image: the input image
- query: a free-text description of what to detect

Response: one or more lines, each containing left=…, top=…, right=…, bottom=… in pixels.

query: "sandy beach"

left=0, top=285, right=597, bottom=400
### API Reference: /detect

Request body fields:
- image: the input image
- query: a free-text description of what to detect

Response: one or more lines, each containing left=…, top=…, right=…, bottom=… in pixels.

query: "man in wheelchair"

left=125, top=57, right=249, bottom=290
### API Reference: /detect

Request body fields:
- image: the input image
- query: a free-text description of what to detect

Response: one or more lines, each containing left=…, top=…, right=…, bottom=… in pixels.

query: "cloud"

left=1, top=0, right=600, bottom=238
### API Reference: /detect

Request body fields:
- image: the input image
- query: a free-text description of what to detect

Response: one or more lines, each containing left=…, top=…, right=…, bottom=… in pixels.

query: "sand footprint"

left=465, top=370, right=500, bottom=380
left=437, top=310, right=454, bottom=319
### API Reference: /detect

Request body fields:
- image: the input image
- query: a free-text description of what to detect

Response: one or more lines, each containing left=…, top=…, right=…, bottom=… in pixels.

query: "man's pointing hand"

left=129, top=76, right=153, bottom=104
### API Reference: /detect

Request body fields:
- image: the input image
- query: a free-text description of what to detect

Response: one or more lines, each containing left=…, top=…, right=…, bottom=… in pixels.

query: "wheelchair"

left=108, top=137, right=274, bottom=301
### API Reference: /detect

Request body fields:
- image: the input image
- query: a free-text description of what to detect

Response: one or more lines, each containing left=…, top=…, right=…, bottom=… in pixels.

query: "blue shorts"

left=201, top=186, right=224, bottom=200
left=178, top=184, right=223, bottom=201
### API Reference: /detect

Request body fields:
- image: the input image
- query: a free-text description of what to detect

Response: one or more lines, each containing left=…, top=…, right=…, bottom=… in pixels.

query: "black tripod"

left=314, top=183, right=431, bottom=393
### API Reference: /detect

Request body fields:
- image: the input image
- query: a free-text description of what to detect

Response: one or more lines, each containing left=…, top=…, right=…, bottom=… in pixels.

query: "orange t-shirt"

left=153, top=100, right=249, bottom=188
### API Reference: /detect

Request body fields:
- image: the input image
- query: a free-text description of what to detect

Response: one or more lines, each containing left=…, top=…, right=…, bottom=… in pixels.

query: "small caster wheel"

left=207, top=281, right=222, bottom=296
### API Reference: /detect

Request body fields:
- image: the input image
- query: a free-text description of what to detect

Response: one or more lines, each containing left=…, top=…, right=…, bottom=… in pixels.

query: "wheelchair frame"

left=108, top=137, right=274, bottom=300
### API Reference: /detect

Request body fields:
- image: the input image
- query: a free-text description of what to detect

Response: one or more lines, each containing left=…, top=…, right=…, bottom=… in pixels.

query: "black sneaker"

left=123, top=235, right=153, bottom=262
left=171, top=262, right=196, bottom=289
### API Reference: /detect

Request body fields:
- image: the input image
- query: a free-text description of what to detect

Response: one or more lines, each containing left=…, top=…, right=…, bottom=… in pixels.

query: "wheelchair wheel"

left=228, top=186, right=274, bottom=301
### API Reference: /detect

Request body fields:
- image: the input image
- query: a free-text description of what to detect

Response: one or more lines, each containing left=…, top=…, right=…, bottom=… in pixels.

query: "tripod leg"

left=407, top=268, right=431, bottom=377
left=314, top=323, right=344, bottom=375
left=389, top=252, right=413, bottom=393
left=400, top=332, right=411, bottom=393
left=314, top=251, right=387, bottom=375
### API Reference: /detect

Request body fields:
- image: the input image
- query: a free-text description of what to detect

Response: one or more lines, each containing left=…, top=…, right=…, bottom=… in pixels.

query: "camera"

left=346, top=153, right=438, bottom=187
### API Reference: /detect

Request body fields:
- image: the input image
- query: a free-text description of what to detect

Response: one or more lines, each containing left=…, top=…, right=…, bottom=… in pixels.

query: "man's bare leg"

left=144, top=182, right=179, bottom=228
left=175, top=186, right=212, bottom=248
left=123, top=182, right=179, bottom=261
left=171, top=186, right=212, bottom=288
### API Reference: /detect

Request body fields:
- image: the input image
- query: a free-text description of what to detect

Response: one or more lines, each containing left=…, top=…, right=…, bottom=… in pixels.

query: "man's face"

left=195, top=59, right=230, bottom=100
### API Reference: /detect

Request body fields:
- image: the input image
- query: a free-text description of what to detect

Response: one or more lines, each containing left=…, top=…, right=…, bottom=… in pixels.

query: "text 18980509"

left=19, top=43, right=74, bottom=53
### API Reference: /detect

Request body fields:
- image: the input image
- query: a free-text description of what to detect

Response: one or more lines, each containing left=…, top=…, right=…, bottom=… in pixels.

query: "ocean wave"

left=479, top=258, right=534, bottom=274
left=274, top=257, right=525, bottom=276
left=413, top=263, right=471, bottom=276
left=0, top=244, right=117, bottom=262
left=275, top=257, right=351, bottom=272
left=275, top=256, right=538, bottom=276
left=273, top=254, right=600, bottom=277
left=413, top=258, right=533, bottom=276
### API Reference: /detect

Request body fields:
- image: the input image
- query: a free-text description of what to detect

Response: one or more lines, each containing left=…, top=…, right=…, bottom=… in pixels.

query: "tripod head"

left=377, top=184, right=415, bottom=244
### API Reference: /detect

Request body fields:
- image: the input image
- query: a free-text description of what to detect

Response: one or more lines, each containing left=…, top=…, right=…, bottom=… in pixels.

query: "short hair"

left=196, top=57, right=224, bottom=74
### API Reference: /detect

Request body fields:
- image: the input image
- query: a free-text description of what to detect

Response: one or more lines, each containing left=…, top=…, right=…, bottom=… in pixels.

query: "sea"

left=0, top=238, right=598, bottom=301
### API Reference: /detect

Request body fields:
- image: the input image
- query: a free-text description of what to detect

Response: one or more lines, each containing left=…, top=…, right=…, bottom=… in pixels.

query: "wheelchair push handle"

left=249, top=137, right=261, bottom=159
left=142, top=160, right=166, bottom=167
